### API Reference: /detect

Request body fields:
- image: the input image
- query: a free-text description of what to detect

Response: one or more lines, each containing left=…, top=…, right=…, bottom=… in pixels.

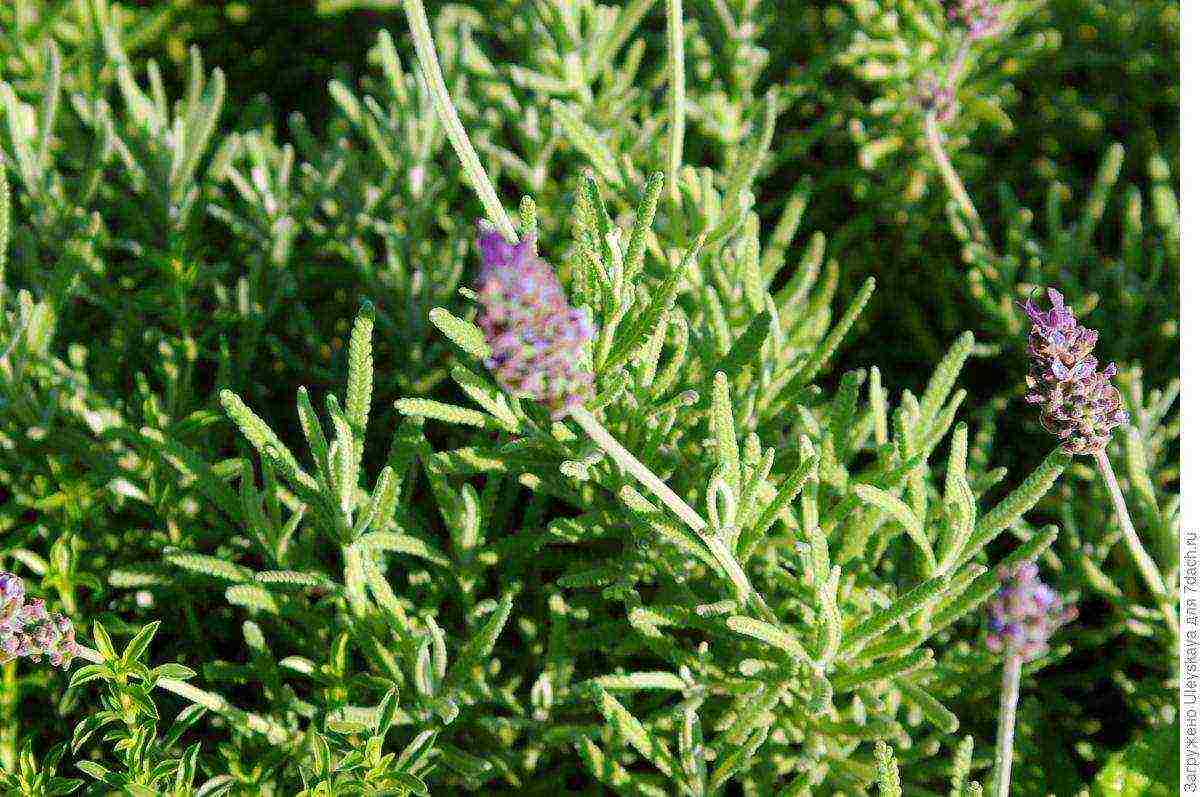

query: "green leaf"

left=75, top=761, right=111, bottom=782
left=710, top=372, right=740, bottom=490
left=121, top=621, right=161, bottom=666
left=0, top=168, right=8, bottom=285
left=446, top=593, right=514, bottom=688
left=726, top=615, right=814, bottom=667
left=608, top=232, right=704, bottom=369
left=917, top=331, right=973, bottom=439
left=830, top=648, right=933, bottom=691
left=896, top=677, right=959, bottom=733
left=395, top=398, right=489, bottom=428
left=345, top=301, right=375, bottom=437
left=956, top=449, right=1069, bottom=567
left=854, top=484, right=935, bottom=572
left=550, top=101, right=622, bottom=186
left=152, top=663, right=198, bottom=681
left=771, top=277, right=875, bottom=412
left=591, top=686, right=678, bottom=778
left=429, top=307, right=490, bottom=360
left=1092, top=723, right=1178, bottom=797
left=220, top=389, right=317, bottom=493
left=625, top=171, right=664, bottom=282
left=749, top=454, right=818, bottom=544
left=874, top=741, right=902, bottom=797
left=68, top=664, right=108, bottom=690
left=91, top=621, right=116, bottom=661
left=714, top=310, right=771, bottom=382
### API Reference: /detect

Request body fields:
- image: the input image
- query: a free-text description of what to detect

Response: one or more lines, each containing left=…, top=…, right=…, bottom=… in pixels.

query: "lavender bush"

left=0, top=0, right=1177, bottom=794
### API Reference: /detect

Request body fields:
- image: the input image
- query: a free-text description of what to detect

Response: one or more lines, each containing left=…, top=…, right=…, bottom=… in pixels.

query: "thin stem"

left=944, top=42, right=972, bottom=90
left=75, top=646, right=297, bottom=744
left=0, top=661, right=16, bottom=771
left=993, top=653, right=1021, bottom=797
left=570, top=406, right=705, bottom=532
left=1093, top=448, right=1178, bottom=635
left=400, top=0, right=517, bottom=242
left=923, top=112, right=988, bottom=246
left=567, top=406, right=776, bottom=621
left=664, top=0, right=685, bottom=200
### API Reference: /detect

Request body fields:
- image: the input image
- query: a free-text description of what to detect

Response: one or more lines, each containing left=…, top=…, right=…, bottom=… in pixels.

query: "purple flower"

left=985, top=562, right=1076, bottom=662
left=475, top=223, right=595, bottom=419
left=948, top=0, right=1004, bottom=41
left=0, top=572, right=78, bottom=669
left=915, top=75, right=958, bottom=123
left=1021, top=288, right=1128, bottom=455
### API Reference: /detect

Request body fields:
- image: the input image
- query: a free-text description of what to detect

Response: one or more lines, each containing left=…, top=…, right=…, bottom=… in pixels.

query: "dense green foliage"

left=0, top=0, right=1178, bottom=794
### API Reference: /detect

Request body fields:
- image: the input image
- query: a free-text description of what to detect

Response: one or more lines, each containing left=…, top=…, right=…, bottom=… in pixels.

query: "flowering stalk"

left=923, top=112, right=986, bottom=244
left=475, top=227, right=595, bottom=419
left=1020, top=289, right=1176, bottom=634
left=566, top=406, right=774, bottom=618
left=1094, top=448, right=1177, bottom=636
left=985, top=563, right=1076, bottom=796
left=0, top=570, right=296, bottom=744
left=993, top=652, right=1021, bottom=797
left=919, top=0, right=1006, bottom=246
left=473, top=228, right=775, bottom=621
left=0, top=661, right=15, bottom=771
left=399, top=0, right=517, bottom=241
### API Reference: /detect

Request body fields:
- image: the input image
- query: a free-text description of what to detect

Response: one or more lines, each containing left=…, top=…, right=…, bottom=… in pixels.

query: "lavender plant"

left=0, top=0, right=1178, bottom=793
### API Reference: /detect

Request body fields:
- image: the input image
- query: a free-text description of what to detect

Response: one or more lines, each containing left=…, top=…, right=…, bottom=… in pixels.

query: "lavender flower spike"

left=948, top=0, right=1004, bottom=41
left=985, top=562, right=1077, bottom=663
left=1021, top=287, right=1129, bottom=455
left=916, top=75, right=957, bottom=123
left=475, top=223, right=595, bottom=419
left=0, top=571, right=78, bottom=669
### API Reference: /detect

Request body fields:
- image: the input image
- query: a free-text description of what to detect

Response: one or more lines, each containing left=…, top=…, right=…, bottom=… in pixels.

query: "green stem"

left=1093, top=448, right=1178, bottom=636
left=944, top=42, right=972, bottom=90
left=74, top=646, right=297, bottom=744
left=400, top=0, right=517, bottom=242
left=992, top=653, right=1021, bottom=797
left=923, top=112, right=988, bottom=246
left=0, top=661, right=17, bottom=771
left=665, top=0, right=685, bottom=200
left=567, top=406, right=775, bottom=621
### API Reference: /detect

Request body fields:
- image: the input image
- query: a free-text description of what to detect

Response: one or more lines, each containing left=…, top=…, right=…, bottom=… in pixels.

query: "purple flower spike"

left=0, top=572, right=78, bottom=670
left=948, top=0, right=1004, bottom=41
left=915, top=75, right=958, bottom=123
left=475, top=223, right=595, bottom=419
left=985, top=562, right=1076, bottom=663
left=1021, top=287, right=1127, bottom=455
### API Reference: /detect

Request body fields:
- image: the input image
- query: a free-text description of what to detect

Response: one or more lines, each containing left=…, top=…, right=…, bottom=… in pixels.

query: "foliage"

left=0, top=0, right=1178, bottom=793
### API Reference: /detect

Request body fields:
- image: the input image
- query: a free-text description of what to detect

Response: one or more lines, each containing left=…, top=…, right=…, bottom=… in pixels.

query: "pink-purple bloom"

left=0, top=571, right=78, bottom=669
left=948, top=0, right=1004, bottom=40
left=986, top=562, right=1076, bottom=662
left=1021, top=287, right=1128, bottom=455
left=475, top=223, right=595, bottom=419
left=916, top=75, right=957, bottom=123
